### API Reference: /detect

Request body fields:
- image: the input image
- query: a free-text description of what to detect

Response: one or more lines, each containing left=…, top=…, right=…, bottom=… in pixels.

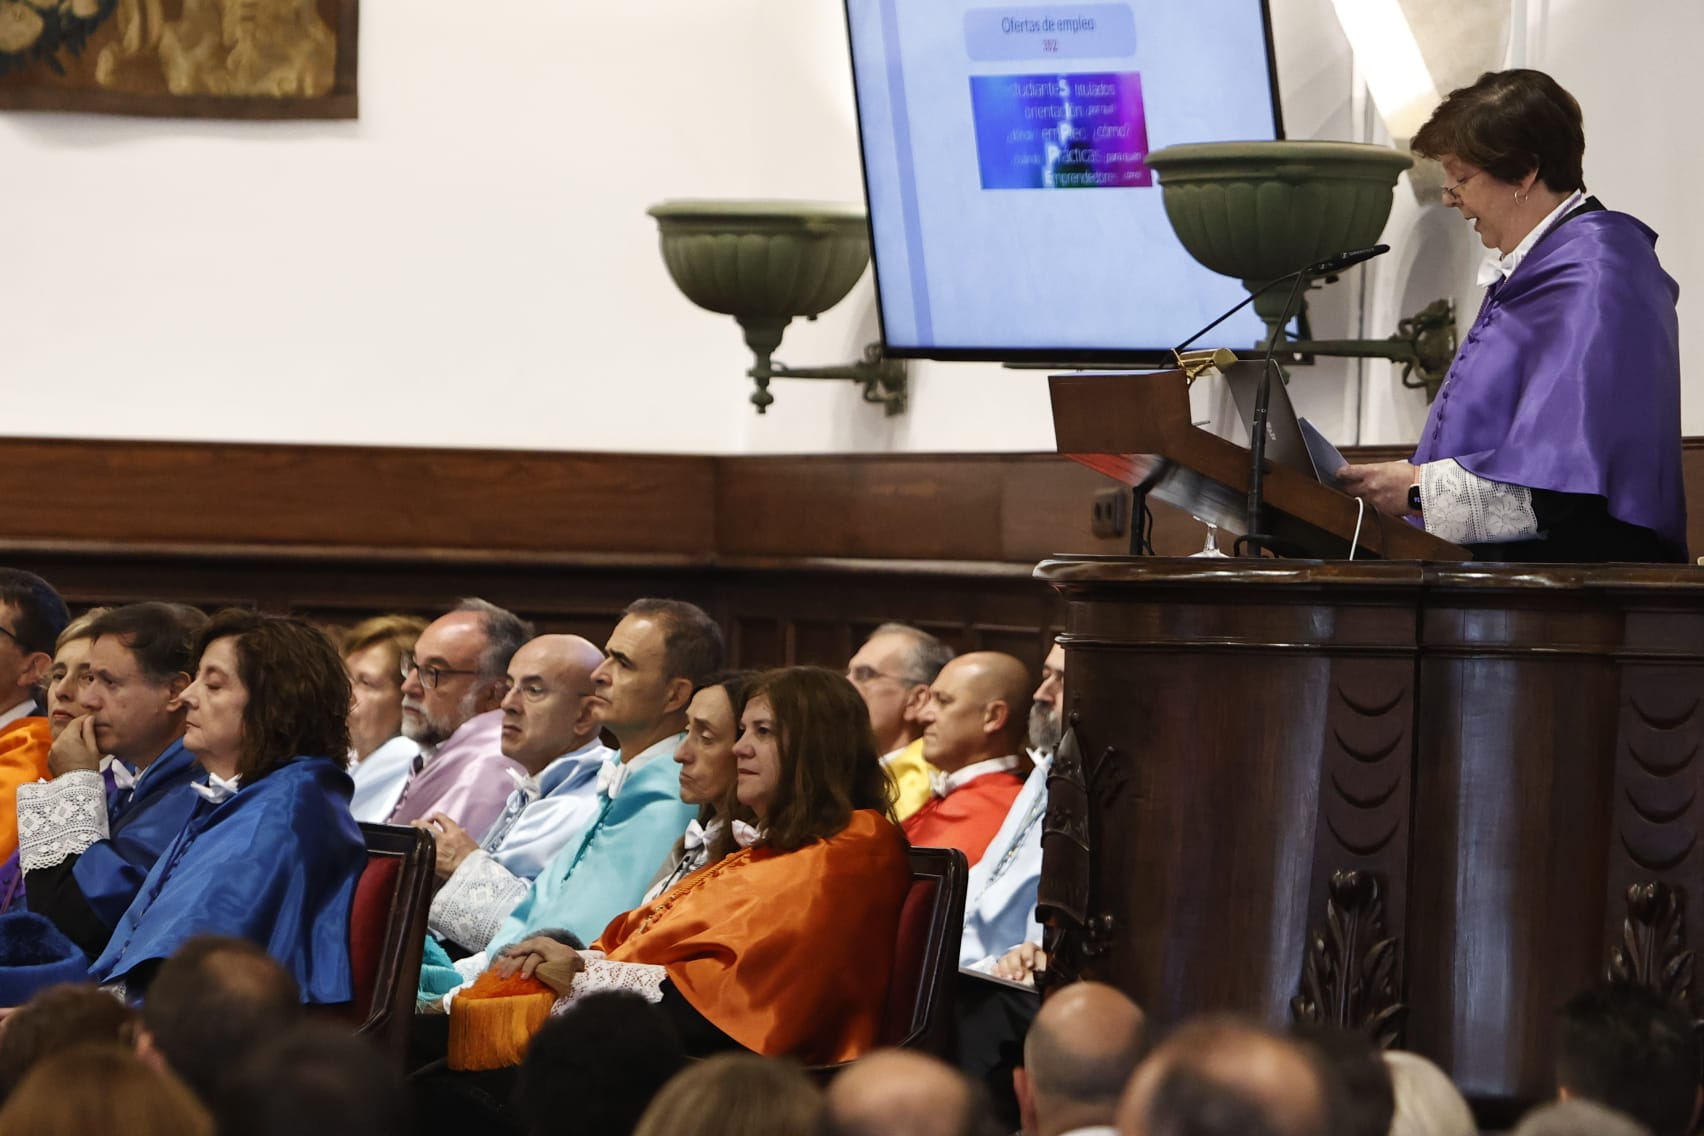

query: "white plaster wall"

left=3, top=0, right=1690, bottom=453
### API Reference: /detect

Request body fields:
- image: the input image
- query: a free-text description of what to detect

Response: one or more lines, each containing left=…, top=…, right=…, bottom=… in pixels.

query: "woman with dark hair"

left=85, top=610, right=366, bottom=1000
left=1338, top=69, right=1685, bottom=562
left=472, top=666, right=910, bottom=1064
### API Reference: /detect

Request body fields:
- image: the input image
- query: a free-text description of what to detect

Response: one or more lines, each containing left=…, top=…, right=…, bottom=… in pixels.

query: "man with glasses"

left=846, top=624, right=954, bottom=821
left=420, top=633, right=613, bottom=955
left=0, top=569, right=70, bottom=867
left=13, top=602, right=205, bottom=958
left=386, top=598, right=530, bottom=841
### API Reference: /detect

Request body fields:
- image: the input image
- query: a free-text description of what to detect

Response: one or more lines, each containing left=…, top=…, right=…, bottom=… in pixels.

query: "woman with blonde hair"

left=633, top=1053, right=821, bottom=1136
left=0, top=1042, right=211, bottom=1136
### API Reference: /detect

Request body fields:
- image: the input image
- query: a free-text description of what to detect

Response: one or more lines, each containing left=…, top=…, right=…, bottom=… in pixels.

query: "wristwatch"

left=1407, top=483, right=1423, bottom=514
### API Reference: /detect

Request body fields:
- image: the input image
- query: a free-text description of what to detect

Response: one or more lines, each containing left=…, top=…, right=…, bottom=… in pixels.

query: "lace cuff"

left=549, top=960, right=669, bottom=1014
left=1420, top=459, right=1539, bottom=544
left=428, top=850, right=532, bottom=952
left=17, top=770, right=110, bottom=873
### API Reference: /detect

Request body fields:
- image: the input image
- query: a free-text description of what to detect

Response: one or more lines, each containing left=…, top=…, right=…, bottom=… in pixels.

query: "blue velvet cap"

left=0, top=912, right=92, bottom=1005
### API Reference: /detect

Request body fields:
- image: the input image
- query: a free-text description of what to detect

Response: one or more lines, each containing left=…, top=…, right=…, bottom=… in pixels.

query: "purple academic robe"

left=1413, top=205, right=1686, bottom=550
left=385, top=711, right=522, bottom=839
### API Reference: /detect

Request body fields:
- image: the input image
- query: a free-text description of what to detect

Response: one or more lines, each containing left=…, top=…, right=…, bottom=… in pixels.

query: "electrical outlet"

left=1090, top=488, right=1127, bottom=539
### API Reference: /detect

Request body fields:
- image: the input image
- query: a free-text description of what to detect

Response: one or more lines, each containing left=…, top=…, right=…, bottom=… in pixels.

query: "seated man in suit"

left=422, top=633, right=614, bottom=954
left=903, top=652, right=1031, bottom=867
left=386, top=599, right=530, bottom=840
left=0, top=569, right=70, bottom=866
left=13, top=603, right=205, bottom=958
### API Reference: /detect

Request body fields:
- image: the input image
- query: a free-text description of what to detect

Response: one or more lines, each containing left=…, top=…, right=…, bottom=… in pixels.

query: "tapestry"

left=0, top=0, right=357, bottom=118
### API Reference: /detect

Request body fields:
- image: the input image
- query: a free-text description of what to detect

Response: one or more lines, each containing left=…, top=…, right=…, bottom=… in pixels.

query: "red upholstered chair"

left=880, top=846, right=968, bottom=1057
left=344, top=822, right=435, bottom=1059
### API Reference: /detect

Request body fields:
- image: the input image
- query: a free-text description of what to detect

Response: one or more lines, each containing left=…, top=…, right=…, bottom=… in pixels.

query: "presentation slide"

left=845, top=0, right=1281, bottom=358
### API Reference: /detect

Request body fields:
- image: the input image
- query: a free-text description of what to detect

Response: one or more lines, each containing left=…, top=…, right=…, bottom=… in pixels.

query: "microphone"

left=1170, top=245, right=1390, bottom=361
left=1238, top=244, right=1390, bottom=557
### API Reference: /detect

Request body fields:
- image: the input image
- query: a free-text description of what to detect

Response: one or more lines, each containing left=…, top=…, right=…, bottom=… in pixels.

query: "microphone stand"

left=1238, top=270, right=1310, bottom=558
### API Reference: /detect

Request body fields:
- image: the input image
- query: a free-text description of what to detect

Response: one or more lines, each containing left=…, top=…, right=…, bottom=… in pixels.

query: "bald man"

left=1015, top=982, right=1147, bottom=1136
left=824, top=1049, right=1003, bottom=1136
left=903, top=652, right=1033, bottom=866
left=421, top=634, right=616, bottom=954
left=1118, top=1018, right=1331, bottom=1136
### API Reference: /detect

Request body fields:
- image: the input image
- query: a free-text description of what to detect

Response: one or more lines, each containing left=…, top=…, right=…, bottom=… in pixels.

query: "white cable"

left=1349, top=496, right=1367, bottom=560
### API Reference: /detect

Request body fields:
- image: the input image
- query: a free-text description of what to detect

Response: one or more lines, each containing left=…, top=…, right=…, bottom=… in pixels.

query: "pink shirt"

left=386, top=710, right=521, bottom=838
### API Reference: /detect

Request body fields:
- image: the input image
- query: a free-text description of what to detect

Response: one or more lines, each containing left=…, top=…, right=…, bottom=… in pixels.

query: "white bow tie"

left=929, top=769, right=953, bottom=799
left=191, top=772, right=241, bottom=805
left=596, top=758, right=631, bottom=800
left=504, top=766, right=541, bottom=800
left=102, top=756, right=135, bottom=793
left=731, top=820, right=762, bottom=849
left=682, top=817, right=723, bottom=853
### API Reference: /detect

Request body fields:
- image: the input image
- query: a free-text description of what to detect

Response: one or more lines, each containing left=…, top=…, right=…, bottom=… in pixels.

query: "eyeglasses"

left=846, top=665, right=923, bottom=687
left=400, top=657, right=484, bottom=690
left=1441, top=169, right=1484, bottom=205
left=0, top=625, right=29, bottom=654
left=495, top=677, right=578, bottom=704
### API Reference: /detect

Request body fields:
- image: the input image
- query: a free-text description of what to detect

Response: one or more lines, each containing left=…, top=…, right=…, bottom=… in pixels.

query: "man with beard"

left=386, top=599, right=529, bottom=841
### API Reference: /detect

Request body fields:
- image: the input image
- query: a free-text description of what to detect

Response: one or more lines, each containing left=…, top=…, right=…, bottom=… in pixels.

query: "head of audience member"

left=1556, top=981, right=1701, bottom=1136
left=676, top=670, right=757, bottom=815
left=513, top=991, right=688, bottom=1136
left=44, top=606, right=109, bottom=739
left=0, top=983, right=138, bottom=1103
left=0, top=569, right=69, bottom=717
left=1380, top=1051, right=1475, bottom=1136
left=498, top=633, right=607, bottom=775
left=734, top=666, right=894, bottom=851
left=918, top=651, right=1033, bottom=774
left=1119, top=1018, right=1332, bottom=1136
left=81, top=603, right=207, bottom=768
left=1029, top=642, right=1066, bottom=755
left=340, top=613, right=427, bottom=761
left=138, top=936, right=303, bottom=1108
left=213, top=1023, right=411, bottom=1136
left=178, top=610, right=351, bottom=783
left=633, top=1052, right=821, bottom=1136
left=1291, top=1024, right=1394, bottom=1136
left=1015, top=981, right=1147, bottom=1136
left=0, top=1043, right=211, bottom=1136
left=846, top=624, right=955, bottom=756
left=399, top=598, right=531, bottom=752
left=822, top=1049, right=1006, bottom=1136
left=590, top=599, right=724, bottom=758
left=1514, top=1099, right=1652, bottom=1136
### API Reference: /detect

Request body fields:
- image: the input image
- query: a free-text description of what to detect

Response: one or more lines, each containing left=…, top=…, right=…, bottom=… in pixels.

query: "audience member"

left=1014, top=980, right=1147, bottom=1136
left=0, top=1042, right=212, bottom=1136
left=1291, top=1024, right=1394, bottom=1136
left=1556, top=981, right=1701, bottom=1136
left=388, top=599, right=531, bottom=837
left=0, top=569, right=70, bottom=866
left=514, top=992, right=688, bottom=1136
left=903, top=651, right=1032, bottom=865
left=13, top=603, right=205, bottom=959
left=86, top=612, right=366, bottom=999
left=425, top=634, right=614, bottom=954
left=488, top=666, right=909, bottom=1063
left=0, top=605, right=107, bottom=914
left=642, top=671, right=757, bottom=902
left=1514, top=1099, right=1651, bottom=1136
left=1380, top=1051, right=1474, bottom=1136
left=215, top=1023, right=412, bottom=1136
left=847, top=624, right=954, bottom=821
left=419, top=599, right=713, bottom=1004
left=0, top=982, right=138, bottom=1103
left=822, top=1048, right=1006, bottom=1136
left=633, top=1052, right=820, bottom=1136
left=136, top=936, right=302, bottom=1109
left=1119, top=1018, right=1331, bottom=1136
left=966, top=640, right=1063, bottom=971
left=341, top=613, right=428, bottom=823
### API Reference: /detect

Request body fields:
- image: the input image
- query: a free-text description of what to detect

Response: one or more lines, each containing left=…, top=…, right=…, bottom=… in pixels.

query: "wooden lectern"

left=1039, top=369, right=1704, bottom=1120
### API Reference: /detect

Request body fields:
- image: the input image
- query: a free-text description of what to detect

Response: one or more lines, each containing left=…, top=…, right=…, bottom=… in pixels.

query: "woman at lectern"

left=1336, top=69, right=1686, bottom=563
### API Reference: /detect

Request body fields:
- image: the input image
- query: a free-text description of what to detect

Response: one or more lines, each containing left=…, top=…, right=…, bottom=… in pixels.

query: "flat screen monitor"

left=843, top=0, right=1283, bottom=362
